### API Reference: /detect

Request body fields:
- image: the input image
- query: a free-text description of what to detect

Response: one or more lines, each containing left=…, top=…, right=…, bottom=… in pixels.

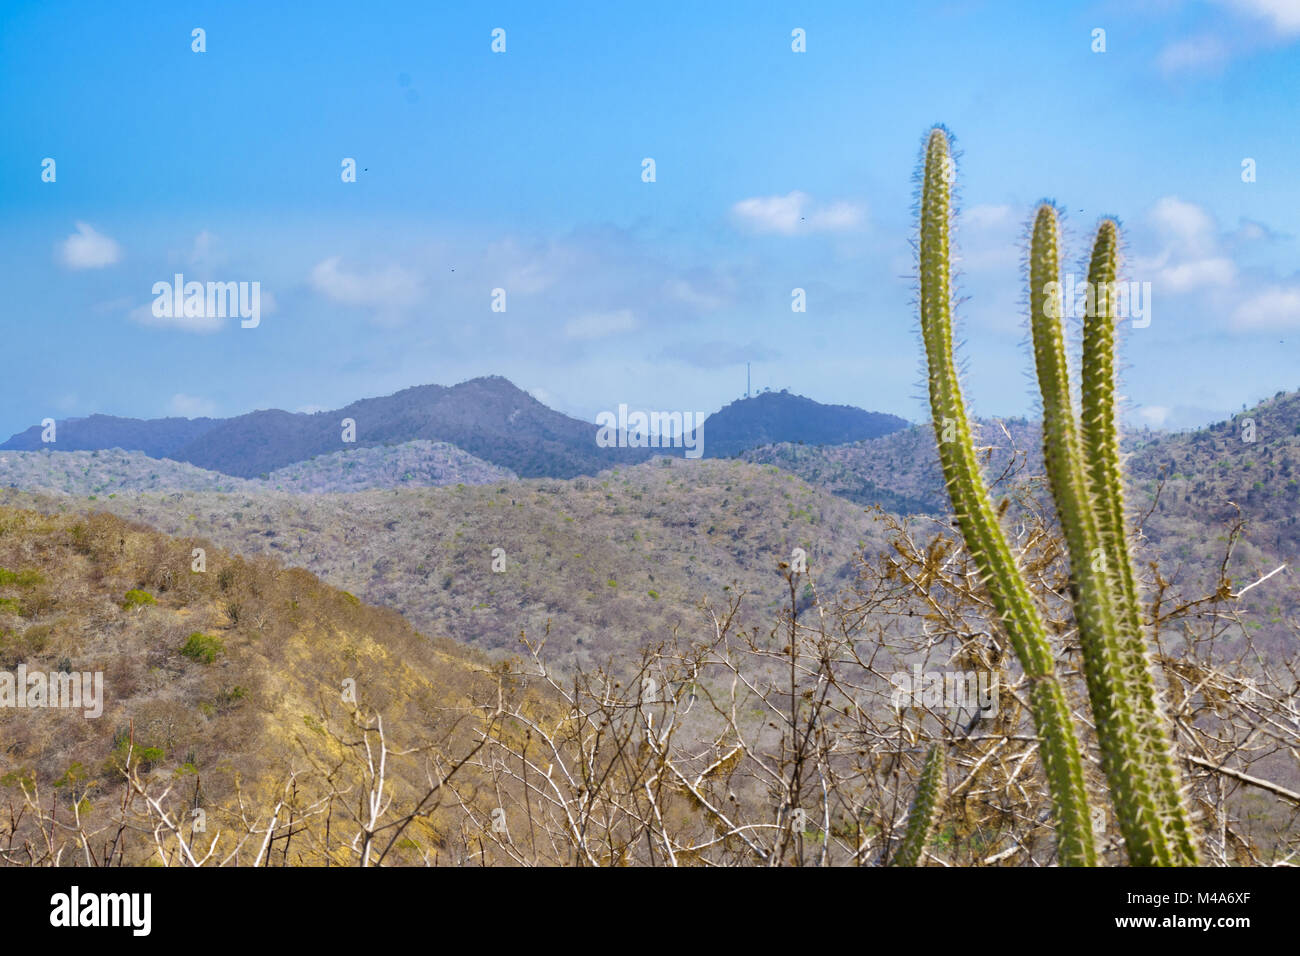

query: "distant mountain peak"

left=700, top=390, right=910, bottom=458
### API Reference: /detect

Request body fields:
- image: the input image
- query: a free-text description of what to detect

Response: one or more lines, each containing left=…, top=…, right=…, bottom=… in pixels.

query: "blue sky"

left=3, top=0, right=1299, bottom=438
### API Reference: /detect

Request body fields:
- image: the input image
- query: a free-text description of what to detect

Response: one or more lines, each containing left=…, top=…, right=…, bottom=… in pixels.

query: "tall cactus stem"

left=917, top=128, right=1096, bottom=865
left=1029, top=206, right=1173, bottom=865
left=1078, top=221, right=1199, bottom=864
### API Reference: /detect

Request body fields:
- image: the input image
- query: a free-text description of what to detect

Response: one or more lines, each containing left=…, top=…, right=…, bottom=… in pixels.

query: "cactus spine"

left=917, top=128, right=1096, bottom=865
left=915, top=126, right=1198, bottom=865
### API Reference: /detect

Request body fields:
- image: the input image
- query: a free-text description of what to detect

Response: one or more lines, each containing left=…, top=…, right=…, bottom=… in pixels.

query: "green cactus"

left=1076, top=224, right=1199, bottom=864
left=890, top=744, right=945, bottom=867
left=918, top=128, right=1095, bottom=866
left=1030, top=206, right=1181, bottom=865
left=915, top=126, right=1198, bottom=865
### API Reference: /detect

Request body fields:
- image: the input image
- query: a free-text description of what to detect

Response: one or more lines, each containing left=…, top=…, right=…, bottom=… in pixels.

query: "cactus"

left=1030, top=206, right=1179, bottom=864
left=915, top=126, right=1198, bottom=865
left=889, top=744, right=945, bottom=867
left=1076, top=223, right=1199, bottom=864
left=918, top=128, right=1095, bottom=865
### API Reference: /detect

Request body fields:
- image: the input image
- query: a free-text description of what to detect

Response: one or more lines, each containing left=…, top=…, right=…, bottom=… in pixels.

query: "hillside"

left=738, top=391, right=1300, bottom=576
left=0, top=443, right=513, bottom=496
left=260, top=440, right=515, bottom=491
left=0, top=448, right=257, bottom=496
left=740, top=417, right=1041, bottom=513
left=741, top=400, right=1300, bottom=657
left=2, top=446, right=1293, bottom=865
left=1124, top=390, right=1300, bottom=574
left=9, top=387, right=1300, bottom=671
left=9, top=391, right=1299, bottom=671
left=2, top=459, right=892, bottom=668
left=700, top=391, right=909, bottom=458
left=0, top=504, right=528, bottom=865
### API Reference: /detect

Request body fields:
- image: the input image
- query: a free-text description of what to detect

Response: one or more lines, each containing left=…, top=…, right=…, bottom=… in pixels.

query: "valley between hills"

left=5, top=378, right=1297, bottom=668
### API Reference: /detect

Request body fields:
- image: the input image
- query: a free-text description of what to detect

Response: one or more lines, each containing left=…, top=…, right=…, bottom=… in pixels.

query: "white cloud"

left=291, top=229, right=749, bottom=357
left=1135, top=405, right=1171, bottom=427
left=808, top=200, right=866, bottom=231
left=1230, top=219, right=1278, bottom=244
left=1128, top=403, right=1233, bottom=431
left=57, top=222, right=122, bottom=269
left=732, top=193, right=806, bottom=234
left=167, top=393, right=218, bottom=418
left=310, top=256, right=424, bottom=317
left=487, top=238, right=578, bottom=295
left=1232, top=285, right=1300, bottom=329
left=1149, top=196, right=1216, bottom=255
left=1218, top=0, right=1300, bottom=35
left=1125, top=197, right=1300, bottom=334
left=1158, top=35, right=1231, bottom=74
left=1159, top=2, right=1300, bottom=75
left=1134, top=197, right=1238, bottom=292
left=188, top=230, right=225, bottom=268
left=731, top=191, right=865, bottom=235
left=129, top=302, right=223, bottom=334
left=564, top=309, right=637, bottom=340
left=664, top=276, right=731, bottom=312
left=1157, top=257, right=1238, bottom=292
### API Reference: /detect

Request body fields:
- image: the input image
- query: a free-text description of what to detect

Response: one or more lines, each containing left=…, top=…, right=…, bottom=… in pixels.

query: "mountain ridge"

left=3, top=377, right=912, bottom=481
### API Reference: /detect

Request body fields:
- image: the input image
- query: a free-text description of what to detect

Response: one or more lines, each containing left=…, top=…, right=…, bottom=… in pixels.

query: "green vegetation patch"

left=181, top=631, right=225, bottom=664
left=0, top=567, right=44, bottom=588
left=121, top=589, right=156, bottom=610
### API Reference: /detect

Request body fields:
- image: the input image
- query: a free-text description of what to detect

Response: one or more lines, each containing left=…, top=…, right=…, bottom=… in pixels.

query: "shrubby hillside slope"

left=0, top=442, right=514, bottom=496
left=3, top=459, right=891, bottom=667
left=0, top=505, right=526, bottom=864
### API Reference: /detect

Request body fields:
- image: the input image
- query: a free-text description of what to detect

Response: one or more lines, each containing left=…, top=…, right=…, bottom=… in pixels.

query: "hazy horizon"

left=0, top=370, right=1267, bottom=439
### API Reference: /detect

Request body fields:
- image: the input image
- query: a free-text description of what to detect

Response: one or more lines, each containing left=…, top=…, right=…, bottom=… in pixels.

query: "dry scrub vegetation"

left=1, top=458, right=889, bottom=667
left=0, top=505, right=554, bottom=865
left=0, top=469, right=1295, bottom=865
left=441, top=491, right=1299, bottom=866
